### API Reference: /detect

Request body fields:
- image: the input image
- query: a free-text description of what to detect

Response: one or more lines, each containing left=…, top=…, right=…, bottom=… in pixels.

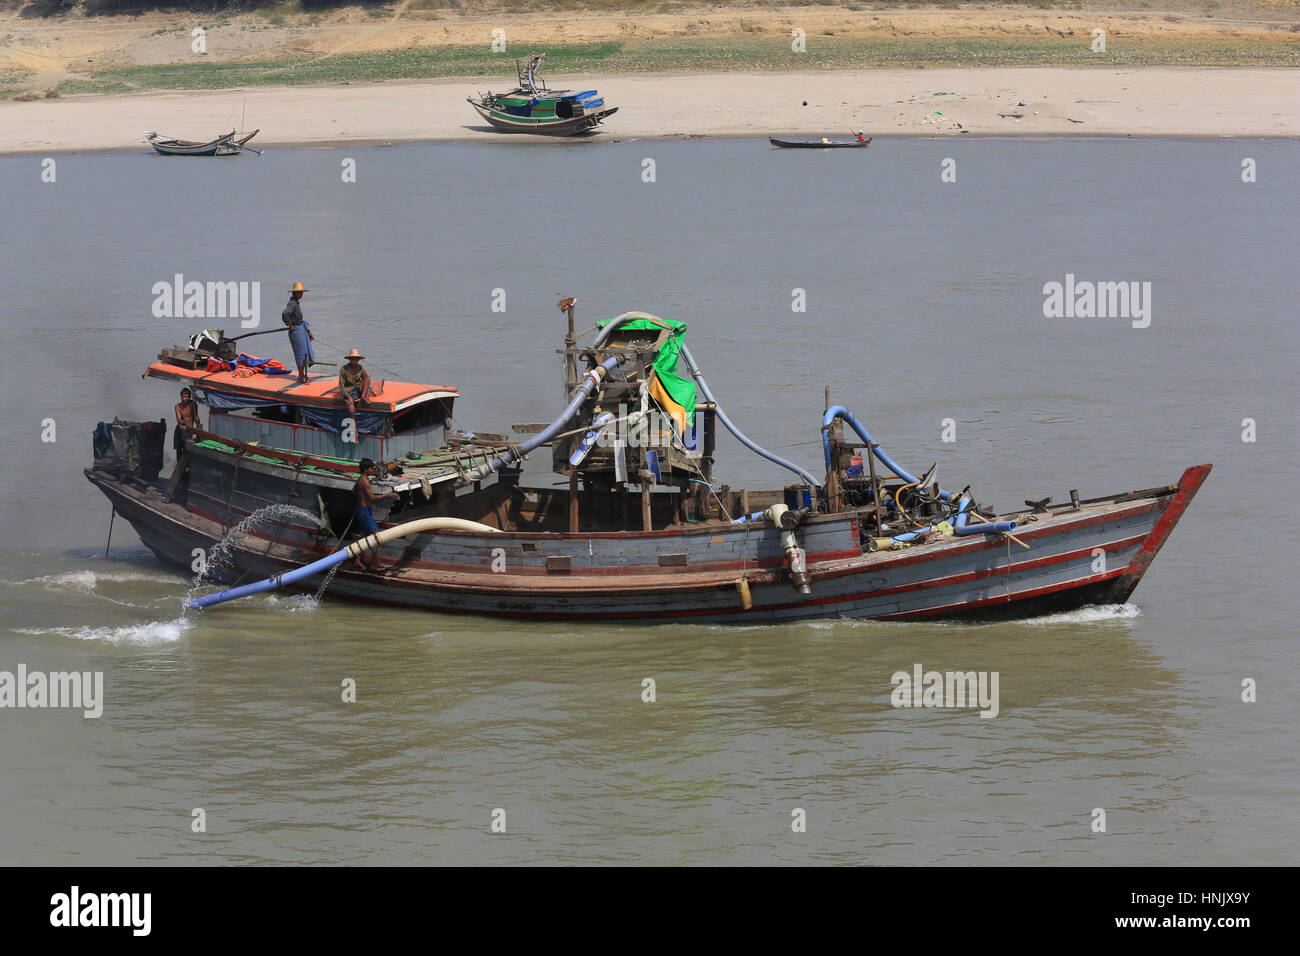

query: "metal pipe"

left=764, top=503, right=812, bottom=593
left=186, top=516, right=501, bottom=610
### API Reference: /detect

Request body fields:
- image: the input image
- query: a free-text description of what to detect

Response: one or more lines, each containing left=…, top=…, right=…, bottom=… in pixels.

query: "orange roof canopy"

left=146, top=362, right=458, bottom=413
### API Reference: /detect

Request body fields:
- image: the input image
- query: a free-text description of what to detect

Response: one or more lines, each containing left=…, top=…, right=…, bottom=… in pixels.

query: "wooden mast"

left=824, top=385, right=842, bottom=514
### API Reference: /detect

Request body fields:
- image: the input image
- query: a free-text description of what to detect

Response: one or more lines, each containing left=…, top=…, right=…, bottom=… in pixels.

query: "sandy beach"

left=2, top=66, right=1297, bottom=154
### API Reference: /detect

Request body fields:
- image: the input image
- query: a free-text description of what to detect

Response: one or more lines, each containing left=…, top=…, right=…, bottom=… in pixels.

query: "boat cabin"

left=147, top=346, right=458, bottom=463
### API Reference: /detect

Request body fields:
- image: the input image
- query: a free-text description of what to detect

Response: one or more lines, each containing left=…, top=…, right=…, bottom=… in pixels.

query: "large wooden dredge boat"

left=86, top=307, right=1209, bottom=623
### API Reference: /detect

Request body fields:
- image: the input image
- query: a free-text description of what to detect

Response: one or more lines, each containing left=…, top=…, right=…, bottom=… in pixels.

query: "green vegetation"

left=0, top=68, right=34, bottom=98
left=53, top=35, right=1300, bottom=95
left=15, top=0, right=1297, bottom=18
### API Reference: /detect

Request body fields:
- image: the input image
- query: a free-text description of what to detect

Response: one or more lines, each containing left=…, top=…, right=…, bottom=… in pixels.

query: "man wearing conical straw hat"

left=339, top=349, right=374, bottom=439
left=281, top=281, right=314, bottom=384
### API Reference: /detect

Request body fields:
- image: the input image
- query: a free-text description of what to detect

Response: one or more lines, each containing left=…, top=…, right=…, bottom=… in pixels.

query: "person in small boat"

left=173, top=388, right=202, bottom=457
left=352, top=458, right=396, bottom=572
left=281, top=281, right=314, bottom=384
left=856, top=131, right=867, bottom=142
left=338, top=349, right=373, bottom=434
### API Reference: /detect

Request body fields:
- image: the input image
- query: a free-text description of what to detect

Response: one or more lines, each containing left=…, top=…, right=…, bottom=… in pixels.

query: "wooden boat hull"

left=148, top=130, right=259, bottom=156
left=770, top=137, right=871, bottom=149
left=468, top=100, right=618, bottom=136
left=150, top=139, right=233, bottom=157
left=86, top=463, right=1209, bottom=624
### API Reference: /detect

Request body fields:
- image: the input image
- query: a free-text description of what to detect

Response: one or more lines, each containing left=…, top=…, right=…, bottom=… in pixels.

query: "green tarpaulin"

left=595, top=316, right=697, bottom=417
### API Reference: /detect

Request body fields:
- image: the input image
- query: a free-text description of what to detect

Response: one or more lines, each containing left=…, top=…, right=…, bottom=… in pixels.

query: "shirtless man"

left=352, top=458, right=397, bottom=572
left=174, top=388, right=202, bottom=457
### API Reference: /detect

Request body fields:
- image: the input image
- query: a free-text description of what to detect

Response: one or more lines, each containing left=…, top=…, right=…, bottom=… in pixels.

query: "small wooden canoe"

left=146, top=130, right=260, bottom=156
left=769, top=136, right=872, bottom=149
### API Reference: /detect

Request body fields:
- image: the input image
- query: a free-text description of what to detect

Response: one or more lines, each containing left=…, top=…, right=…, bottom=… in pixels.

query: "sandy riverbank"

left=1, top=66, right=1297, bottom=154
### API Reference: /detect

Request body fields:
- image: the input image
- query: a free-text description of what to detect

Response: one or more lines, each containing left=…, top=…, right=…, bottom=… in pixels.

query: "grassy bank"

left=54, top=36, right=1300, bottom=95
left=0, top=68, right=34, bottom=100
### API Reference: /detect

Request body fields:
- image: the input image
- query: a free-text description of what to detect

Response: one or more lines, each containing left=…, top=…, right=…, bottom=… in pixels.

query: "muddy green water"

left=0, top=138, right=1294, bottom=864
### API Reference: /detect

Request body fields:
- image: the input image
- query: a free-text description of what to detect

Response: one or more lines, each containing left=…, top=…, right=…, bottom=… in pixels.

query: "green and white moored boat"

left=467, top=53, right=618, bottom=136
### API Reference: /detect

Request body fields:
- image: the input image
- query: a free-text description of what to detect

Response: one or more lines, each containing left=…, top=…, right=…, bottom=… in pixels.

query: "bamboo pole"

left=866, top=441, right=882, bottom=533
left=564, top=303, right=578, bottom=389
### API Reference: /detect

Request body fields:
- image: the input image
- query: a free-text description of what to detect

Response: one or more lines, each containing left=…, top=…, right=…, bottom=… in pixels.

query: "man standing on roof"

left=282, top=281, right=315, bottom=384
left=339, top=349, right=373, bottom=438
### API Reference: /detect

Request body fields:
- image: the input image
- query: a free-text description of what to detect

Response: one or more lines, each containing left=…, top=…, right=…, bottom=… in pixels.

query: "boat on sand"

left=145, top=129, right=260, bottom=156
left=467, top=54, right=617, bottom=136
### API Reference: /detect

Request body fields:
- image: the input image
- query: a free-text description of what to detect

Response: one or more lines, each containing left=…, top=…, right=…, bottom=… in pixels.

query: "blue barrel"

left=784, top=485, right=812, bottom=509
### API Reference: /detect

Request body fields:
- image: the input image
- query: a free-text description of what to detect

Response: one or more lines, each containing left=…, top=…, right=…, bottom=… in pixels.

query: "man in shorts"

left=352, top=457, right=396, bottom=572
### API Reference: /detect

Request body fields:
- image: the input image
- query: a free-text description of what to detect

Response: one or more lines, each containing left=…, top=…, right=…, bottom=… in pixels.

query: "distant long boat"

left=145, top=130, right=260, bottom=157
left=770, top=135, right=871, bottom=149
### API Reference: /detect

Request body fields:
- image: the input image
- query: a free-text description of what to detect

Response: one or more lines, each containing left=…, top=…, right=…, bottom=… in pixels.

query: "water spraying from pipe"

left=187, top=516, right=501, bottom=611
left=182, top=503, right=321, bottom=609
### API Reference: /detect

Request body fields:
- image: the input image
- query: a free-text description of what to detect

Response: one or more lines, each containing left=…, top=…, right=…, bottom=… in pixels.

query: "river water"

left=0, top=137, right=1295, bottom=864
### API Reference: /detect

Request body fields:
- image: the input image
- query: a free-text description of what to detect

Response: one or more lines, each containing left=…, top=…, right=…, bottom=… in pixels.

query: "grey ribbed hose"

left=466, top=354, right=629, bottom=481
left=593, top=312, right=821, bottom=486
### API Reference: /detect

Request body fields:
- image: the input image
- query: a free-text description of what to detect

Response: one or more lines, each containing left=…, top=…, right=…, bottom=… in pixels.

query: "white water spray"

left=184, top=503, right=321, bottom=610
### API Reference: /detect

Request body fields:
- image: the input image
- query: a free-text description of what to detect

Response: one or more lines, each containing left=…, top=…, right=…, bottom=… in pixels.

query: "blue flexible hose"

left=187, top=549, right=351, bottom=609
left=822, top=406, right=952, bottom=501
left=890, top=495, right=1014, bottom=544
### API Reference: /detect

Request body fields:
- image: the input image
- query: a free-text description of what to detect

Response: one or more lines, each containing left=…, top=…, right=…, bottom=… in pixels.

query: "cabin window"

left=390, top=401, right=449, bottom=435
